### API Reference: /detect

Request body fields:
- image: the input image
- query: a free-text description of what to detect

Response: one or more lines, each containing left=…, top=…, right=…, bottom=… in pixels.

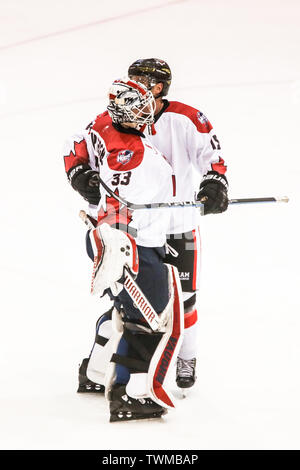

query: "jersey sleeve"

left=186, top=111, right=227, bottom=177
left=63, top=132, right=91, bottom=176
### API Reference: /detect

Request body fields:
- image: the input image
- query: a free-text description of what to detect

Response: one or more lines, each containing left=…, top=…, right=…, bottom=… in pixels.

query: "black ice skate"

left=176, top=357, right=197, bottom=392
left=109, top=384, right=167, bottom=422
left=77, top=358, right=105, bottom=393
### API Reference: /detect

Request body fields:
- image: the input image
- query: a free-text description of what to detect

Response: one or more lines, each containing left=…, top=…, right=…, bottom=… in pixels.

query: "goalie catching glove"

left=197, top=171, right=229, bottom=215
left=90, top=223, right=139, bottom=297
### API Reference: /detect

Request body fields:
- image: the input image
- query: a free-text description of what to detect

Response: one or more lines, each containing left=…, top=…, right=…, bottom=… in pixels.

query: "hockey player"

left=64, top=79, right=184, bottom=421
left=66, top=59, right=228, bottom=395
left=127, top=58, right=228, bottom=389
left=128, top=58, right=228, bottom=388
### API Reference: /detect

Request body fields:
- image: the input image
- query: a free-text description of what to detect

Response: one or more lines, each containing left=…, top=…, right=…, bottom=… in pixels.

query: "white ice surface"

left=0, top=0, right=299, bottom=450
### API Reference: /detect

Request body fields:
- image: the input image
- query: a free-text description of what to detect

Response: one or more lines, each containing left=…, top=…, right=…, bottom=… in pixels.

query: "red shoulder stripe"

left=165, top=101, right=213, bottom=133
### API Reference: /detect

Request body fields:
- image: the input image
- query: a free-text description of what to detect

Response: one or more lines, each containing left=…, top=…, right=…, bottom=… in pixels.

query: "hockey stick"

left=79, top=210, right=162, bottom=332
left=98, top=174, right=289, bottom=210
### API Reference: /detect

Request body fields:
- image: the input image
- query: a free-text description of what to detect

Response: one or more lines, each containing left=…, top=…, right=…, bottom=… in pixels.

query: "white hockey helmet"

left=107, top=78, right=156, bottom=128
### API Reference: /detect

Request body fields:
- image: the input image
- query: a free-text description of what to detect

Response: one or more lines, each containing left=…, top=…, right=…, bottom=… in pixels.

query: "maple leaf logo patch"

left=63, top=140, right=89, bottom=172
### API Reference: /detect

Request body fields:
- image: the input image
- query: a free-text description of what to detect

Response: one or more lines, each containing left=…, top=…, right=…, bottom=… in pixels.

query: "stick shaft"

left=99, top=175, right=289, bottom=209
left=229, top=196, right=289, bottom=204
left=99, top=176, right=204, bottom=210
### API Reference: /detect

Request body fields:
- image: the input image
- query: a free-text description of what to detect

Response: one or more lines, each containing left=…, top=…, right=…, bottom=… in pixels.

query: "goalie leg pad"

left=86, top=308, right=114, bottom=386
left=107, top=264, right=184, bottom=409
left=148, top=264, right=184, bottom=408
left=115, top=245, right=169, bottom=322
left=107, top=325, right=168, bottom=421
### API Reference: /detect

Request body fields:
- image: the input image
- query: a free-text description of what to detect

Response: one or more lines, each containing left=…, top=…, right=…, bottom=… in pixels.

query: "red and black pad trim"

left=151, top=265, right=183, bottom=408
left=184, top=308, right=198, bottom=329
left=183, top=294, right=196, bottom=312
left=124, top=232, right=139, bottom=276
left=91, top=228, right=105, bottom=293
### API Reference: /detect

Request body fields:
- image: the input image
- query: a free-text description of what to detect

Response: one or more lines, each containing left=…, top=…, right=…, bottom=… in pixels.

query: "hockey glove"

left=68, top=164, right=100, bottom=205
left=197, top=171, right=228, bottom=215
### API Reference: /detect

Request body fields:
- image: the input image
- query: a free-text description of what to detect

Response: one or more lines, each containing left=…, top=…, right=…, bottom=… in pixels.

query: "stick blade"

left=277, top=196, right=289, bottom=203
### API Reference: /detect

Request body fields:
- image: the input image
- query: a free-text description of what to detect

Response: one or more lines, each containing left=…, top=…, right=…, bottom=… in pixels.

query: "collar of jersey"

left=154, top=99, right=170, bottom=123
left=112, top=123, right=145, bottom=137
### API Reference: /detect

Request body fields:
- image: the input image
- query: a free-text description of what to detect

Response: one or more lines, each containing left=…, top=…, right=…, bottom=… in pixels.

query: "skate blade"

left=110, top=409, right=167, bottom=423
left=77, top=384, right=105, bottom=394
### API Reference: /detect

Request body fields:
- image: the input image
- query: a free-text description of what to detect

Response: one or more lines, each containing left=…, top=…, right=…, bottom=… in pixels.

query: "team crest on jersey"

left=117, top=149, right=134, bottom=165
left=197, top=111, right=209, bottom=125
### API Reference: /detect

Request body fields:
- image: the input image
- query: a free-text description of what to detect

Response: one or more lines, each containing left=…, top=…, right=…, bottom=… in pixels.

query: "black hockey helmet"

left=128, top=58, right=172, bottom=97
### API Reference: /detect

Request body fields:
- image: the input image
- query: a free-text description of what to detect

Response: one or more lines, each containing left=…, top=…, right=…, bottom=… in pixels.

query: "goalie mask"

left=107, top=78, right=156, bottom=128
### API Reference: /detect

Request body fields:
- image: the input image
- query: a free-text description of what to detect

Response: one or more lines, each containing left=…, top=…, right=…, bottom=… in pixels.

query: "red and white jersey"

left=64, top=112, right=173, bottom=247
left=146, top=101, right=227, bottom=234
left=64, top=102, right=227, bottom=239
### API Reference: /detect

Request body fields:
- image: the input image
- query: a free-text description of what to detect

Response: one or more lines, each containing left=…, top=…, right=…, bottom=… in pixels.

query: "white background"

left=0, top=0, right=299, bottom=450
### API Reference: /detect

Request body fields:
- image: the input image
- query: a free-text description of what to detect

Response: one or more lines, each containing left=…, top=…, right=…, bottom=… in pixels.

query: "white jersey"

left=146, top=100, right=227, bottom=234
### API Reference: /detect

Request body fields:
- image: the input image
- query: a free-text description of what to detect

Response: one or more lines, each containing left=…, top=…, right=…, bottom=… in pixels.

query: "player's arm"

left=63, top=133, right=100, bottom=205
left=187, top=112, right=228, bottom=215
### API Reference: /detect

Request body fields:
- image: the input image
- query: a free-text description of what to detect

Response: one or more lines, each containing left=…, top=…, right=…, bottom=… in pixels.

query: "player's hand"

left=197, top=172, right=228, bottom=215
left=69, top=165, right=100, bottom=205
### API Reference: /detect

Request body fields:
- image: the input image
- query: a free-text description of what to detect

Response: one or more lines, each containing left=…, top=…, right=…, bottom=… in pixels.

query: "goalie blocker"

left=87, top=223, right=184, bottom=421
